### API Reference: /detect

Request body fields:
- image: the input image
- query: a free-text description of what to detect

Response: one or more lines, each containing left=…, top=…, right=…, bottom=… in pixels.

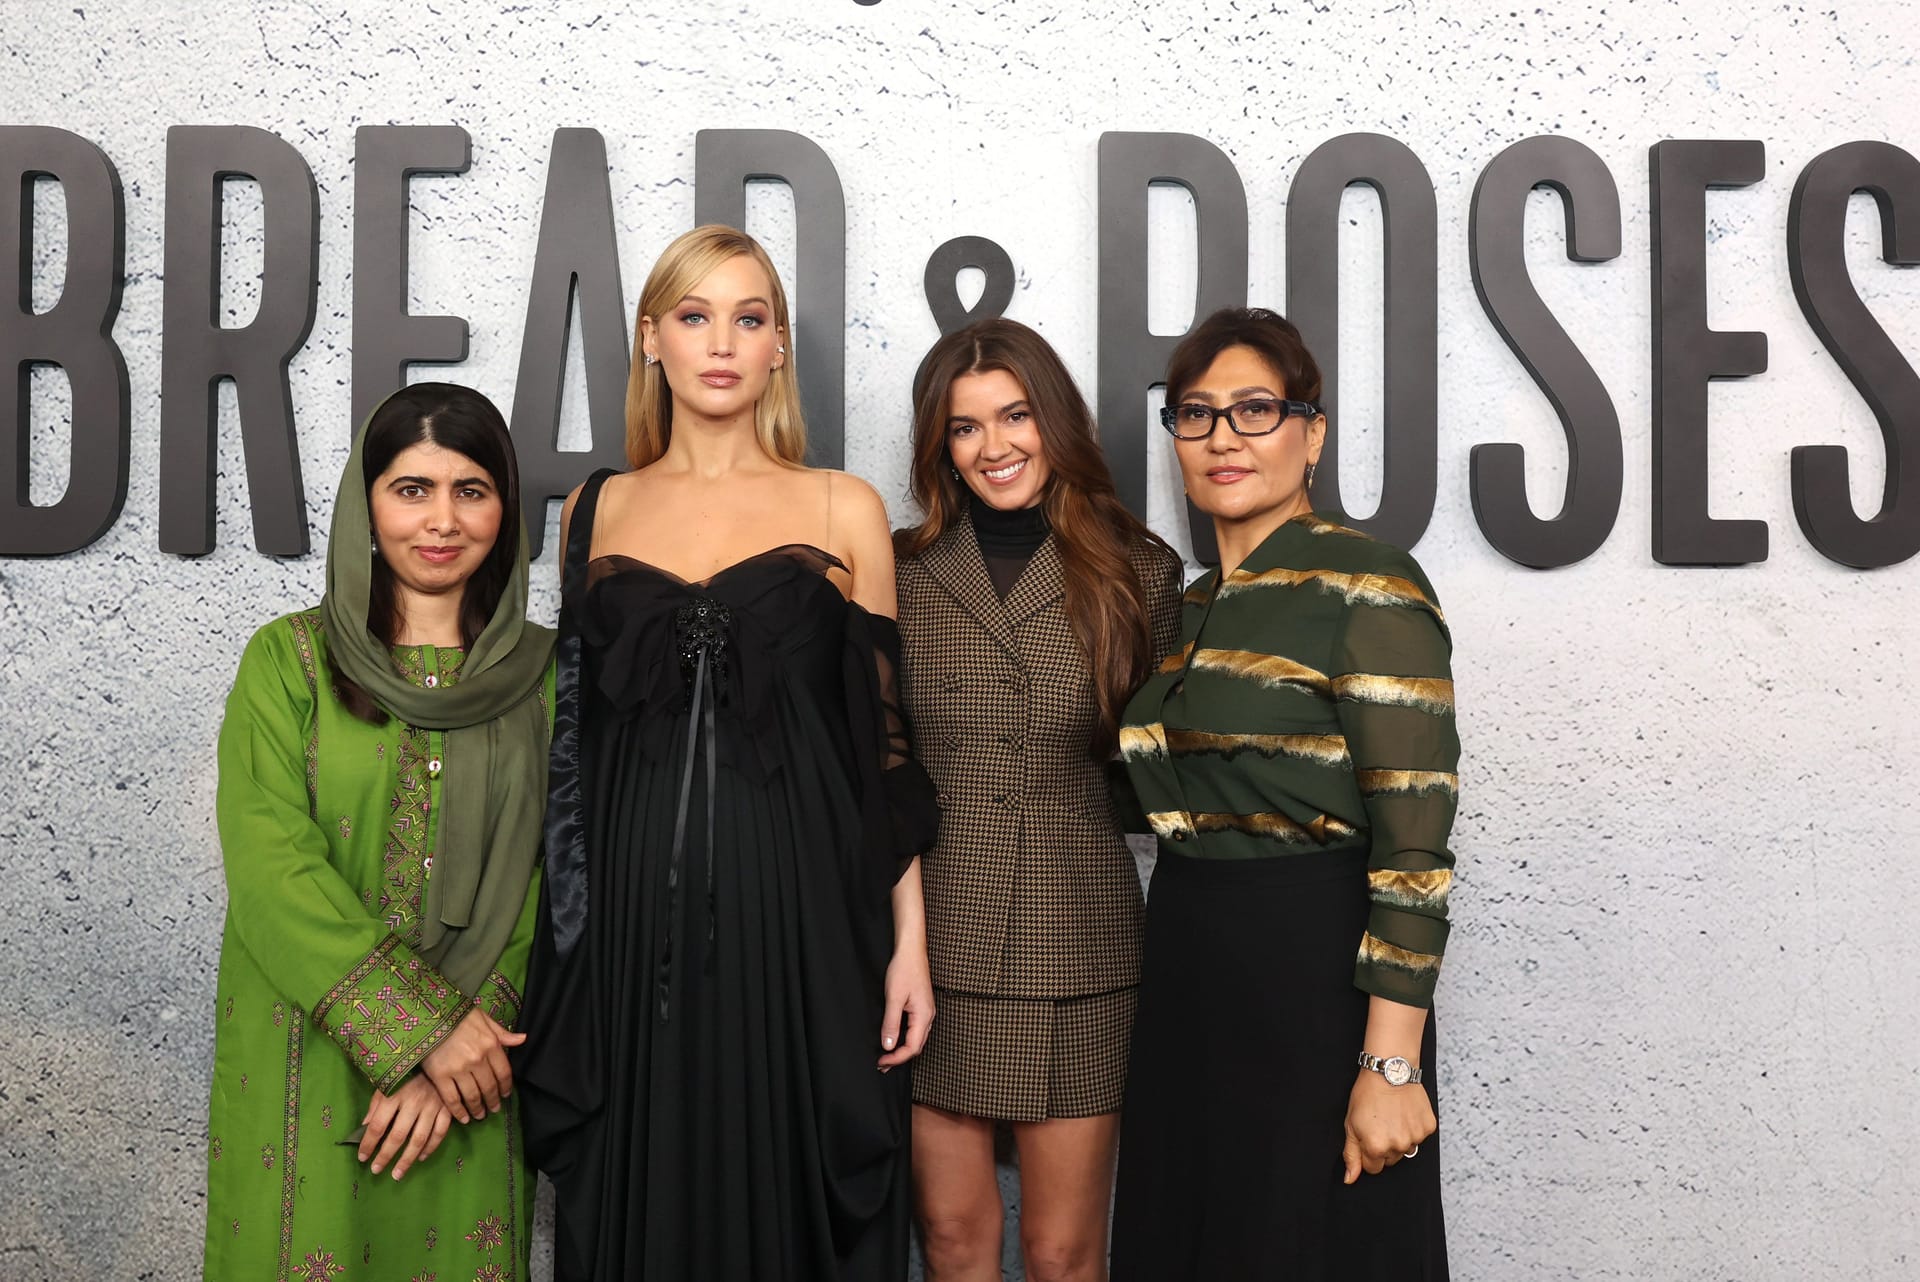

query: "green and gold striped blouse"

left=1119, top=511, right=1460, bottom=1008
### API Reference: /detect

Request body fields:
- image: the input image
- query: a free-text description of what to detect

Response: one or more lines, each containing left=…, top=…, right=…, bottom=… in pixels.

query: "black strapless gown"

left=516, top=470, right=938, bottom=1281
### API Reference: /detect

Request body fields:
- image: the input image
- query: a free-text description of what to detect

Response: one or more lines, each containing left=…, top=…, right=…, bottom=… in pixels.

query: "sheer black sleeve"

left=843, top=605, right=941, bottom=882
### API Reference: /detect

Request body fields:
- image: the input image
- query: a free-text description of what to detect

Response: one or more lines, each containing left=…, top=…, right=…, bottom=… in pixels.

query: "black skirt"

left=1111, top=849, right=1448, bottom=1280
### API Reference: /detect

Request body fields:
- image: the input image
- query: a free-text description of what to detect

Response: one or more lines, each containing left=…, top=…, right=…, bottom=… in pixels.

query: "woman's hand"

left=878, top=939, right=935, bottom=1070
left=357, top=1075, right=453, bottom=1179
left=1341, top=1070, right=1437, bottom=1183
left=420, top=1007, right=526, bottom=1123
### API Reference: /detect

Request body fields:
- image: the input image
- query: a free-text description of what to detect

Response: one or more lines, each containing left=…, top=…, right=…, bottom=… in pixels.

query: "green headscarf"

left=320, top=391, right=556, bottom=998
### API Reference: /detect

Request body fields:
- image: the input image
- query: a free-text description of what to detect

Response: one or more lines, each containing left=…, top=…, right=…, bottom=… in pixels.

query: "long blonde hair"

left=625, top=224, right=808, bottom=469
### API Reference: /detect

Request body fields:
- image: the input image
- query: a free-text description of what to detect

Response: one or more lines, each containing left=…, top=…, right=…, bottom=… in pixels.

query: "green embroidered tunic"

left=1119, top=513, right=1460, bottom=1008
left=204, top=610, right=551, bottom=1282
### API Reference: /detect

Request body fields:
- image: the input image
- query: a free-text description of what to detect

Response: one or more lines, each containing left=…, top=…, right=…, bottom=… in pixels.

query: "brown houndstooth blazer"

left=896, top=511, right=1185, bottom=1001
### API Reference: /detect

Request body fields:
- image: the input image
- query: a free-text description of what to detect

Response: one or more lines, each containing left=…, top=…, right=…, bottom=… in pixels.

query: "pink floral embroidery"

left=260, top=1145, right=275, bottom=1170
left=465, top=1214, right=506, bottom=1251
left=297, top=1247, right=347, bottom=1281
left=320, top=1106, right=333, bottom=1130
left=474, top=1265, right=507, bottom=1282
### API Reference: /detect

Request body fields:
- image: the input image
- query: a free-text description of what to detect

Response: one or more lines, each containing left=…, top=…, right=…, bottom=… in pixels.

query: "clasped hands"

left=355, top=1006, right=524, bottom=1180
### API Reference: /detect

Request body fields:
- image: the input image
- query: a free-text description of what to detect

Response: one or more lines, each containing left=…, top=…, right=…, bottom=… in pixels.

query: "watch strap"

left=1356, top=1051, right=1424, bottom=1085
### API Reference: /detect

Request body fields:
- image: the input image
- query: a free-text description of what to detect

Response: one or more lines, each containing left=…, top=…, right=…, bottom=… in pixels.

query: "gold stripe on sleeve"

left=1367, top=868, right=1453, bottom=911
left=1218, top=567, right=1441, bottom=619
left=1357, top=769, right=1459, bottom=798
left=1356, top=932, right=1442, bottom=976
left=1190, top=811, right=1360, bottom=845
left=1331, top=673, right=1454, bottom=714
left=1167, top=729, right=1351, bottom=766
left=1118, top=723, right=1170, bottom=762
left=1190, top=648, right=1332, bottom=697
left=1146, top=811, right=1195, bottom=841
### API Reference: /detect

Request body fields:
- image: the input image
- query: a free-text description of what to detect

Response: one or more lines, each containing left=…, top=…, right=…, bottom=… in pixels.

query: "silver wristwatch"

left=1356, top=1051, right=1422, bottom=1087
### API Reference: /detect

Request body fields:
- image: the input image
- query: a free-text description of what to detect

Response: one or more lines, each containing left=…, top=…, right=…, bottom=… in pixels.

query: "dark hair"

left=1164, top=306, right=1324, bottom=407
left=896, top=318, right=1173, bottom=759
left=331, top=382, right=522, bottom=724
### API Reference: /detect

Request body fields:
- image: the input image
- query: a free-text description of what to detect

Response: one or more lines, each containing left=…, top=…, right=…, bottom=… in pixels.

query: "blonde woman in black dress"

left=515, top=225, right=939, bottom=1281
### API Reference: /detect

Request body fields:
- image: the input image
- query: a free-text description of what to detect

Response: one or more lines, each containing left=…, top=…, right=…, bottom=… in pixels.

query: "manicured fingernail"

left=883, top=1036, right=895, bottom=1048
left=370, top=1164, right=382, bottom=1175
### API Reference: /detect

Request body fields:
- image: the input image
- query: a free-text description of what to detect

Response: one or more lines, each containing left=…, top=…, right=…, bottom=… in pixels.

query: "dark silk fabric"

left=517, top=471, right=935, bottom=1281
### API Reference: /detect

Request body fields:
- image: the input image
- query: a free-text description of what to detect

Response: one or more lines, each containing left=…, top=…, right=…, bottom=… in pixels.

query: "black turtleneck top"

left=970, top=494, right=1050, bottom=599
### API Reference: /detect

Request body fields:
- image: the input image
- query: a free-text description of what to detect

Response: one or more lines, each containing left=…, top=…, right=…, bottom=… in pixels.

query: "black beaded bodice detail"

left=675, top=597, right=734, bottom=701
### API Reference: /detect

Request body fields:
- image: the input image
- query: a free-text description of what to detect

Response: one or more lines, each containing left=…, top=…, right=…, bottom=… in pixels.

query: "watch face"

left=1383, top=1056, right=1413, bottom=1087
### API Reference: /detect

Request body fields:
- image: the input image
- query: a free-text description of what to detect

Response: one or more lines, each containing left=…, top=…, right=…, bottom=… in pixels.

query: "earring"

left=778, top=345, right=786, bottom=354
left=644, top=352, right=656, bottom=366
left=369, top=535, right=379, bottom=553
left=1305, top=461, right=1318, bottom=489
left=950, top=466, right=961, bottom=481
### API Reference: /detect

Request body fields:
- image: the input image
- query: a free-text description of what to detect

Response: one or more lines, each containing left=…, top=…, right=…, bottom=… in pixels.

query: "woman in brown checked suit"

left=894, top=318, right=1183, bottom=1282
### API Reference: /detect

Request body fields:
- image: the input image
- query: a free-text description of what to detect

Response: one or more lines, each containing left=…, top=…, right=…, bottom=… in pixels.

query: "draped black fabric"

left=1111, top=849, right=1449, bottom=1280
left=515, top=471, right=937, bottom=1281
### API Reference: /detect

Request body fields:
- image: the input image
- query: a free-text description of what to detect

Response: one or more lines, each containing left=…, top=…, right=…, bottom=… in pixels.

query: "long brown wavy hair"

left=896, top=318, right=1172, bottom=758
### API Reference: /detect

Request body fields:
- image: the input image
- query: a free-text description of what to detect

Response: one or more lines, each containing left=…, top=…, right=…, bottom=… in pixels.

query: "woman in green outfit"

left=1111, top=309, right=1457, bottom=1279
left=205, top=383, right=556, bottom=1282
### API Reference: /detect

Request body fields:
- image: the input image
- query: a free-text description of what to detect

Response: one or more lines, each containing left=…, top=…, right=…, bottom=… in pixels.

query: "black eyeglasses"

left=1159, top=397, right=1323, bottom=440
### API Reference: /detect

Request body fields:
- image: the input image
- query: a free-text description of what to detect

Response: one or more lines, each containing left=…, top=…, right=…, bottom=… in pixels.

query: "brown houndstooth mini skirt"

left=911, top=987, right=1137, bottom=1121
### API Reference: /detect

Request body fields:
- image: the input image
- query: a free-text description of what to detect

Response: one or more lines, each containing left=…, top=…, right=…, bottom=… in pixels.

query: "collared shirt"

left=1119, top=511, right=1460, bottom=1008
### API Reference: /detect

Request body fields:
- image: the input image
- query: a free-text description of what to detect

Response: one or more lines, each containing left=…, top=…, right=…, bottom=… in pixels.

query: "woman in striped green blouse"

left=1110, top=308, right=1456, bottom=1279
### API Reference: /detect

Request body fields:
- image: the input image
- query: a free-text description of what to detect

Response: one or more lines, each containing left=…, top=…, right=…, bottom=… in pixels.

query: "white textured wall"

left=3, top=1, right=1918, bottom=1278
